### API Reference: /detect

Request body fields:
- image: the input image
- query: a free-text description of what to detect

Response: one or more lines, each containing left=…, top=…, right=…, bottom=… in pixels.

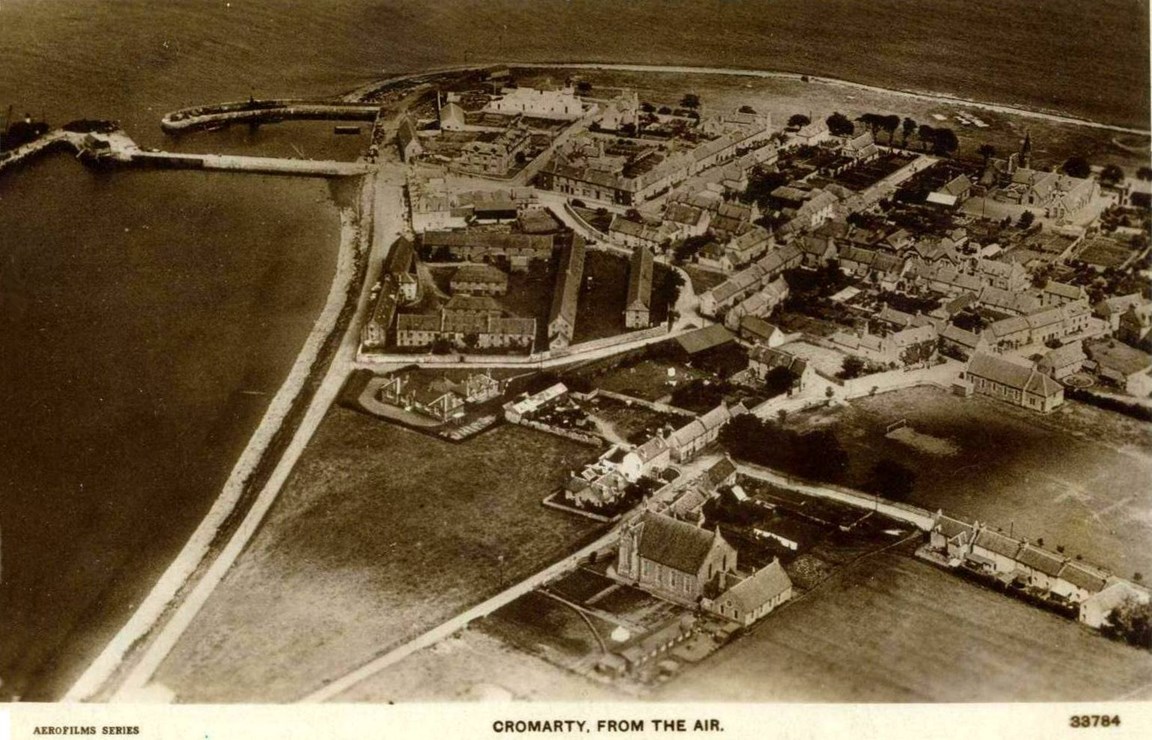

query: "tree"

left=680, top=93, right=700, bottom=109
left=839, top=355, right=867, bottom=379
left=1137, top=166, right=1152, bottom=181
left=1100, top=164, right=1125, bottom=187
left=1017, top=210, right=1036, bottom=230
left=1062, top=156, right=1092, bottom=178
left=917, top=124, right=936, bottom=151
left=640, top=101, right=655, bottom=114
left=880, top=114, right=900, bottom=145
left=901, top=117, right=917, bottom=148
left=575, top=80, right=592, bottom=94
left=657, top=105, right=672, bottom=115
left=826, top=111, right=854, bottom=137
left=977, top=143, right=996, bottom=165
left=787, top=113, right=811, bottom=129
left=1101, top=597, right=1152, bottom=650
left=864, top=459, right=917, bottom=501
left=739, top=104, right=757, bottom=114
left=857, top=112, right=883, bottom=135
left=763, top=366, right=798, bottom=398
left=654, top=268, right=684, bottom=312
left=931, top=128, right=959, bottom=157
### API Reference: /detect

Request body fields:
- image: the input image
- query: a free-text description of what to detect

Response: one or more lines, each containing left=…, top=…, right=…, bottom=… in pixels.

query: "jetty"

left=1, top=128, right=372, bottom=179
left=160, top=99, right=381, bottom=133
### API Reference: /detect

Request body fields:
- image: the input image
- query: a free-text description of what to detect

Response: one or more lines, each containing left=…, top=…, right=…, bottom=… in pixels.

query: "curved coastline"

left=55, top=58, right=1148, bottom=702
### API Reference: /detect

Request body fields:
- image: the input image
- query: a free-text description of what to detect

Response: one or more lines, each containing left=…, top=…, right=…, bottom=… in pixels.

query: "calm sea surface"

left=0, top=0, right=1147, bottom=701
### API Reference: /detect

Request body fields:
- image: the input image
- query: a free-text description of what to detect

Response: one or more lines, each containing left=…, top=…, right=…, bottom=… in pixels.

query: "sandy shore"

left=63, top=176, right=373, bottom=702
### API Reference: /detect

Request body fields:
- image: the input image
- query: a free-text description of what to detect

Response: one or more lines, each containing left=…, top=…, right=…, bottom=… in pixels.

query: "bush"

left=720, top=416, right=849, bottom=484
left=1066, top=387, right=1152, bottom=422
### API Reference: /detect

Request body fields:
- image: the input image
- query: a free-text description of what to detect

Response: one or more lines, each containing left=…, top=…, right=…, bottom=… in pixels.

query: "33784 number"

left=1070, top=715, right=1120, bottom=728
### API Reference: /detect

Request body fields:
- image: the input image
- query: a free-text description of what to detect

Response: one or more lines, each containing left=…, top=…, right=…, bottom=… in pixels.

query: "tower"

left=1020, top=129, right=1032, bottom=170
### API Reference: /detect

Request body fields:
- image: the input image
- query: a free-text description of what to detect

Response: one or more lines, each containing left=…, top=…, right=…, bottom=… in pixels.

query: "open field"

left=656, top=552, right=1152, bottom=702
left=336, top=627, right=620, bottom=703
left=152, top=409, right=605, bottom=702
left=585, top=357, right=710, bottom=402
left=789, top=386, right=1152, bottom=577
left=538, top=67, right=1150, bottom=171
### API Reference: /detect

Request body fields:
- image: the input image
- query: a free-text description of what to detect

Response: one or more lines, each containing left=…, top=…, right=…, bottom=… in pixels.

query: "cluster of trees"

left=1101, top=597, right=1152, bottom=650
left=914, top=125, right=959, bottom=156
left=719, top=415, right=850, bottom=484
left=1063, top=157, right=1126, bottom=186
left=763, top=366, right=799, bottom=399
left=0, top=117, right=50, bottom=152
left=857, top=113, right=902, bottom=145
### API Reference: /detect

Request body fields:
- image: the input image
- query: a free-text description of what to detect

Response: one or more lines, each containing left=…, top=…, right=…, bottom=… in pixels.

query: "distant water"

left=0, top=0, right=1147, bottom=702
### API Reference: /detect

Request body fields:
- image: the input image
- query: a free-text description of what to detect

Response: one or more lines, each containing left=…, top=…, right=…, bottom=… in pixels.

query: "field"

left=542, top=67, right=1150, bottom=171
left=152, top=410, right=605, bottom=702
left=1078, top=236, right=1139, bottom=269
left=585, top=357, right=711, bottom=403
left=789, top=386, right=1152, bottom=578
left=656, top=552, right=1152, bottom=702
left=335, top=627, right=620, bottom=703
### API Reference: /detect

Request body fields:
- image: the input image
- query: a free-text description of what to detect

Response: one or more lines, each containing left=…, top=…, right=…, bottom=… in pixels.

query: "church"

left=615, top=512, right=737, bottom=605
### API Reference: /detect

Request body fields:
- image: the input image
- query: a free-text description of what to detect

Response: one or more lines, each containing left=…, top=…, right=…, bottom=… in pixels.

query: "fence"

left=514, top=418, right=603, bottom=446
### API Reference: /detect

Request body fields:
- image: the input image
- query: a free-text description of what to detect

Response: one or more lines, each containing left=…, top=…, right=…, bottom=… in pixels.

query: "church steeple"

left=1020, top=129, right=1032, bottom=169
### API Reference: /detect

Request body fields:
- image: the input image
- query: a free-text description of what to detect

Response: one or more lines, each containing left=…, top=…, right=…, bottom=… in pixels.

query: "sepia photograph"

left=0, top=1, right=1150, bottom=737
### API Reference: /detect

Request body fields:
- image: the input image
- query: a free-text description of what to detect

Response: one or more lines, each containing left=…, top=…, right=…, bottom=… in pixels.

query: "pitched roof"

left=740, top=316, right=781, bottom=341
left=973, top=528, right=1022, bottom=559
left=632, top=435, right=669, bottom=463
left=1016, top=544, right=1066, bottom=577
left=1038, top=342, right=1086, bottom=371
left=636, top=512, right=727, bottom=574
left=548, top=234, right=586, bottom=328
left=941, top=324, right=983, bottom=349
left=702, top=457, right=737, bottom=489
left=452, top=263, right=508, bottom=286
left=1043, top=280, right=1085, bottom=300
left=1058, top=561, right=1108, bottom=593
left=715, top=560, right=792, bottom=613
left=626, top=245, right=654, bottom=311
left=967, top=353, right=1063, bottom=398
left=676, top=324, right=736, bottom=355
left=933, top=514, right=974, bottom=541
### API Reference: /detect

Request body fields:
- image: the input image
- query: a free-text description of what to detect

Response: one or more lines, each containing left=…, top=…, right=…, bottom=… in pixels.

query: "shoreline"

left=62, top=176, right=373, bottom=702
left=344, top=61, right=1150, bottom=136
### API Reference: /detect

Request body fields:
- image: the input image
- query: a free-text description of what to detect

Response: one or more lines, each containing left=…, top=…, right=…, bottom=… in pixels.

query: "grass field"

left=152, top=410, right=605, bottom=702
left=656, top=552, right=1152, bottom=702
left=789, top=386, right=1152, bottom=578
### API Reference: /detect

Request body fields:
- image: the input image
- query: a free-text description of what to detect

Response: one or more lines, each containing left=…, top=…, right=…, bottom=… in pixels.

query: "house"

left=704, top=560, right=793, bottom=626
left=456, top=126, right=531, bottom=176
left=1094, top=293, right=1149, bottom=332
left=938, top=324, right=987, bottom=360
left=1041, top=280, right=1087, bottom=307
left=379, top=369, right=504, bottom=422
left=625, top=245, right=655, bottom=329
left=663, top=201, right=712, bottom=240
left=969, top=528, right=1023, bottom=574
left=613, top=614, right=698, bottom=672
left=547, top=235, right=586, bottom=350
left=723, top=277, right=789, bottom=331
left=396, top=116, right=422, bottom=162
left=1084, top=340, right=1152, bottom=396
left=1036, top=342, right=1086, bottom=380
left=420, top=230, right=555, bottom=269
left=840, top=131, right=878, bottom=162
left=794, top=118, right=830, bottom=145
left=964, top=352, right=1064, bottom=412
left=978, top=286, right=1043, bottom=316
left=929, top=513, right=975, bottom=560
left=1052, top=560, right=1110, bottom=604
left=797, top=233, right=838, bottom=267
left=747, top=346, right=812, bottom=393
left=487, top=85, right=587, bottom=119
left=1015, top=544, right=1067, bottom=590
left=450, top=263, right=509, bottom=296
left=674, top=325, right=746, bottom=377
left=701, top=456, right=738, bottom=490
left=1118, top=304, right=1152, bottom=348
left=987, top=315, right=1032, bottom=349
left=738, top=316, right=786, bottom=346
left=438, top=100, right=466, bottom=131
left=620, top=436, right=672, bottom=482
left=926, top=174, right=972, bottom=208
left=616, top=512, right=738, bottom=604
left=723, top=226, right=773, bottom=270
left=699, top=244, right=803, bottom=317
left=609, top=214, right=675, bottom=250
left=666, top=403, right=732, bottom=462
left=396, top=311, right=536, bottom=351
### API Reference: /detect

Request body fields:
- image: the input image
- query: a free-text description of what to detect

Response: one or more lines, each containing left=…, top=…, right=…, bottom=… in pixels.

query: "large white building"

left=487, top=86, right=589, bottom=120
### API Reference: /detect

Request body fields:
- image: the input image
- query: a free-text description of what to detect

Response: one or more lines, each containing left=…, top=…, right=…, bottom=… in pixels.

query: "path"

left=300, top=525, right=622, bottom=702
left=735, top=461, right=935, bottom=530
